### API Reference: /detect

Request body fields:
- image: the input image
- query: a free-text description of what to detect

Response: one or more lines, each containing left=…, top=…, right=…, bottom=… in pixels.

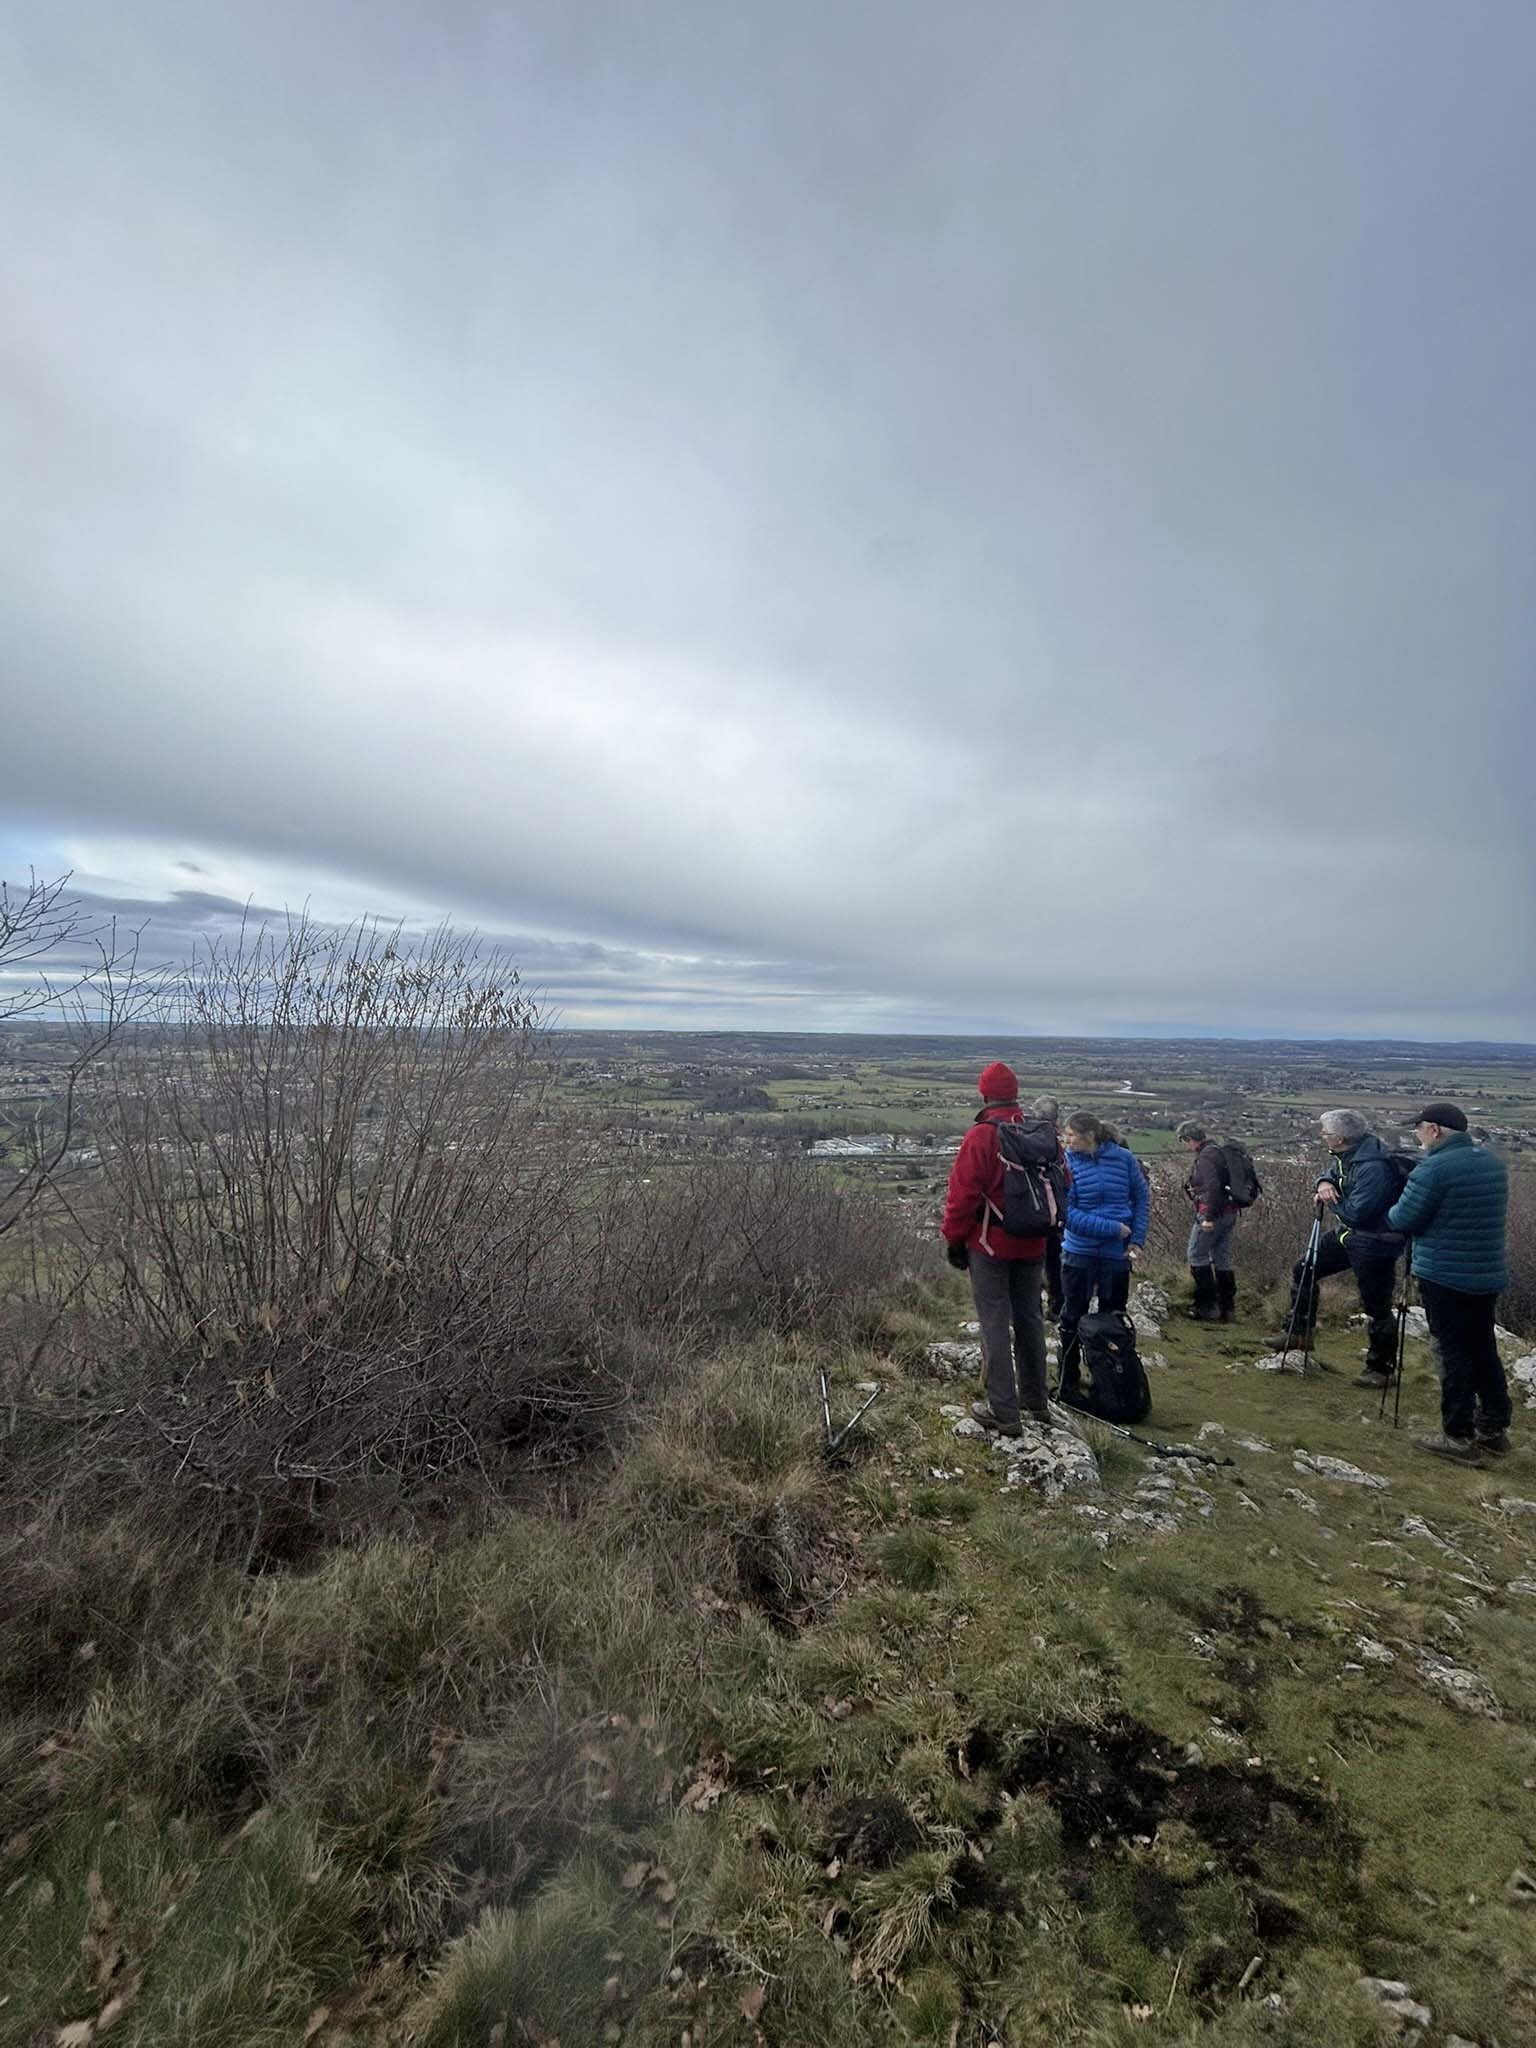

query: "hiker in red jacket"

left=941, top=1060, right=1052, bottom=1436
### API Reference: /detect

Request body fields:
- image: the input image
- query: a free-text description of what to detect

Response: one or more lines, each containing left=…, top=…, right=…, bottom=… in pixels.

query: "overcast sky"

left=3, top=2, right=1533, bottom=1040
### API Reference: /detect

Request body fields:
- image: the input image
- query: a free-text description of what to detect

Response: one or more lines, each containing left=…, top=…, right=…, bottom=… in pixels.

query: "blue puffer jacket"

left=1387, top=1132, right=1508, bottom=1294
left=1062, top=1141, right=1150, bottom=1262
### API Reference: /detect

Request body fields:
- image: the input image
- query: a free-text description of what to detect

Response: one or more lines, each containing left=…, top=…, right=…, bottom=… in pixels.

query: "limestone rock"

left=1355, top=1636, right=1396, bottom=1665
left=1132, top=1280, right=1171, bottom=1321
left=1355, top=1977, right=1432, bottom=2031
left=1416, top=1652, right=1501, bottom=1718
left=1001, top=1412, right=1102, bottom=1498
left=951, top=1415, right=988, bottom=1440
left=1293, top=1449, right=1389, bottom=1490
left=1509, top=1354, right=1536, bottom=1407
left=926, top=1340, right=982, bottom=1379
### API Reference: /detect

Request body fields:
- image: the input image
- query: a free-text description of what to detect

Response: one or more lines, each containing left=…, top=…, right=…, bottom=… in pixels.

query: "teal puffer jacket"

left=1387, top=1132, right=1508, bottom=1294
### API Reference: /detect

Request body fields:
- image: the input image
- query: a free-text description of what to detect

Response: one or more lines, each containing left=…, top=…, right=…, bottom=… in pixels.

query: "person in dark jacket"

left=1268, top=1110, right=1405, bottom=1389
left=1177, top=1122, right=1238, bottom=1321
left=1387, top=1101, right=1511, bottom=1465
left=941, top=1061, right=1051, bottom=1437
left=1029, top=1093, right=1067, bottom=1319
left=1057, top=1112, right=1149, bottom=1399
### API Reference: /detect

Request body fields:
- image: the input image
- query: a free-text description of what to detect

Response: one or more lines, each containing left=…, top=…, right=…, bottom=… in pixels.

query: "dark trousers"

left=1059, top=1254, right=1131, bottom=1390
left=1419, top=1279, right=1511, bottom=1441
left=1291, top=1235, right=1399, bottom=1366
left=967, top=1251, right=1048, bottom=1426
left=1045, top=1228, right=1064, bottom=1318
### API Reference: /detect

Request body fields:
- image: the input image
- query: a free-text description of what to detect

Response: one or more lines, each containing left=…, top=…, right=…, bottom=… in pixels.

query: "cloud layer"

left=3, top=3, right=1533, bottom=1037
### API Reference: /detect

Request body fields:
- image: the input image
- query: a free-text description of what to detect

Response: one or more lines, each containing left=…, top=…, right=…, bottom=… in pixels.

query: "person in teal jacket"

left=1387, top=1100, right=1510, bottom=1464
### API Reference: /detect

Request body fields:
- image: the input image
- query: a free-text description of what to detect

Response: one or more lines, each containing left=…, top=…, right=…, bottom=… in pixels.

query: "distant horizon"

left=541, top=1025, right=1536, bottom=1054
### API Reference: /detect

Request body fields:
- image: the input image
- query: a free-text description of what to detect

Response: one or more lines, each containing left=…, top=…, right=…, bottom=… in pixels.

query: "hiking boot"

left=1022, top=1407, right=1054, bottom=1432
left=1415, top=1432, right=1486, bottom=1467
left=1352, top=1369, right=1392, bottom=1390
left=971, top=1400, right=1021, bottom=1439
left=1188, top=1267, right=1220, bottom=1321
left=1216, top=1271, right=1237, bottom=1323
left=1475, top=1429, right=1511, bottom=1456
left=1264, top=1326, right=1314, bottom=1351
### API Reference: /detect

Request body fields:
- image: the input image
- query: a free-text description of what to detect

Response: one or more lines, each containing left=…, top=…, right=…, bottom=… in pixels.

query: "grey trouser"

left=967, top=1251, right=1048, bottom=1425
left=1187, top=1213, right=1237, bottom=1271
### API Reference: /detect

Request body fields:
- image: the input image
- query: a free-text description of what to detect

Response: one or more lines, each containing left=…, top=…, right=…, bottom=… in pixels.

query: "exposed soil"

left=996, top=1713, right=1364, bottom=1999
left=822, top=1792, right=924, bottom=1871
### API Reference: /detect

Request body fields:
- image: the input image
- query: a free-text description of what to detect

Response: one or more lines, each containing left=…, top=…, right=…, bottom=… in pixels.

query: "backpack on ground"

left=1217, top=1140, right=1262, bottom=1208
left=990, top=1119, right=1065, bottom=1238
left=1067, top=1309, right=1151, bottom=1424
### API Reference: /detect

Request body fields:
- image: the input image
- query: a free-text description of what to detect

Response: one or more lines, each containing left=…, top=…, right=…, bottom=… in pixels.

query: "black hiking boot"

left=1188, top=1267, right=1220, bottom=1322
left=1352, top=1369, right=1392, bottom=1390
left=1265, top=1326, right=1315, bottom=1352
left=1475, top=1429, right=1511, bottom=1456
left=1216, top=1270, right=1237, bottom=1323
left=971, top=1400, right=1021, bottom=1439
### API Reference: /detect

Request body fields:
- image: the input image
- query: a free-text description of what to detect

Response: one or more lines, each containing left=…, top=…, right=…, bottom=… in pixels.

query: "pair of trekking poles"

left=1278, top=1199, right=1410, bottom=1426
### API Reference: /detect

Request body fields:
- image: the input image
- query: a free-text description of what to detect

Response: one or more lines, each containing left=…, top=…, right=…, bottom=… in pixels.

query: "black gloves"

left=945, top=1241, right=969, bottom=1271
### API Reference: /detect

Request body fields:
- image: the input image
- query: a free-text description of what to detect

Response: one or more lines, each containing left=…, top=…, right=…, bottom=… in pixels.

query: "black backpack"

left=1068, top=1310, right=1151, bottom=1424
left=991, top=1119, right=1066, bottom=1238
left=1217, top=1140, right=1262, bottom=1209
left=1381, top=1150, right=1417, bottom=1201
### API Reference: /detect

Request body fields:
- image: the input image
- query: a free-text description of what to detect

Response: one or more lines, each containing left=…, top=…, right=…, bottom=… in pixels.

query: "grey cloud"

left=1, top=1, right=1533, bottom=1038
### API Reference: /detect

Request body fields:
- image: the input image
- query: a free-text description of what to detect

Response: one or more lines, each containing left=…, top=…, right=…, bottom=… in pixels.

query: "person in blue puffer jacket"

left=1058, top=1112, right=1150, bottom=1399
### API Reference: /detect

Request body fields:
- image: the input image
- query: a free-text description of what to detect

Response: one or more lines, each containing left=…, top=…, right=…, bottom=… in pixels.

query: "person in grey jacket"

left=1269, top=1110, right=1405, bottom=1389
left=1388, top=1101, right=1511, bottom=1465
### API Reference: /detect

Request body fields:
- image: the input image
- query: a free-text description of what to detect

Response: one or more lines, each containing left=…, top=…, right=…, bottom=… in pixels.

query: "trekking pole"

left=1278, top=1203, right=1323, bottom=1375
left=1392, top=1270, right=1411, bottom=1430
left=826, top=1384, right=883, bottom=1455
left=1070, top=1409, right=1236, bottom=1468
left=818, top=1370, right=883, bottom=1455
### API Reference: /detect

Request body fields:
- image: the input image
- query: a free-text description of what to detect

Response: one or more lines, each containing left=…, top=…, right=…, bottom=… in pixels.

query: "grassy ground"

left=5, top=1283, right=1536, bottom=2046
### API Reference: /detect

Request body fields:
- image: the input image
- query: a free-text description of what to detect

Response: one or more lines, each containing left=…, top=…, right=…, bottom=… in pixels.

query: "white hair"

left=1319, top=1108, right=1369, bottom=1141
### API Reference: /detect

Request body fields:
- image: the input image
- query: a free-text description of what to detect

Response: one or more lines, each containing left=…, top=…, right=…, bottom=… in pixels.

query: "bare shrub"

left=580, top=1155, right=910, bottom=1339
left=1502, top=1164, right=1536, bottom=1336
left=2, top=919, right=914, bottom=1551
left=0, top=868, right=150, bottom=1241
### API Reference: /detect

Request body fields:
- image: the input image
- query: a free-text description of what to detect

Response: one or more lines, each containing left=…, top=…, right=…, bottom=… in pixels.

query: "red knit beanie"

left=977, top=1060, right=1018, bottom=1101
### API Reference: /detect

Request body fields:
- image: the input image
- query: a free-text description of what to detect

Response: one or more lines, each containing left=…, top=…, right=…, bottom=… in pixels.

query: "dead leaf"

left=94, top=1975, right=143, bottom=2035
left=55, top=2025, right=94, bottom=2047
left=1125, top=2003, right=1155, bottom=2022
left=486, top=2021, right=507, bottom=2048
left=740, top=1983, right=767, bottom=2021
left=823, top=1856, right=842, bottom=1880
left=304, top=2009, right=331, bottom=2041
left=619, top=1861, right=651, bottom=1891
left=678, top=1759, right=729, bottom=1812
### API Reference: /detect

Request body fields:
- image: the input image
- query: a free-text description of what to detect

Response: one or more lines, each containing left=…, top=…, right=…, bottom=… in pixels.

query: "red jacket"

left=941, top=1105, right=1051, bottom=1259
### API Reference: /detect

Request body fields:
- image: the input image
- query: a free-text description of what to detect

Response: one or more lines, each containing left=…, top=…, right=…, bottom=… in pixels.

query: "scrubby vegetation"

left=4, top=917, right=1536, bottom=2045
